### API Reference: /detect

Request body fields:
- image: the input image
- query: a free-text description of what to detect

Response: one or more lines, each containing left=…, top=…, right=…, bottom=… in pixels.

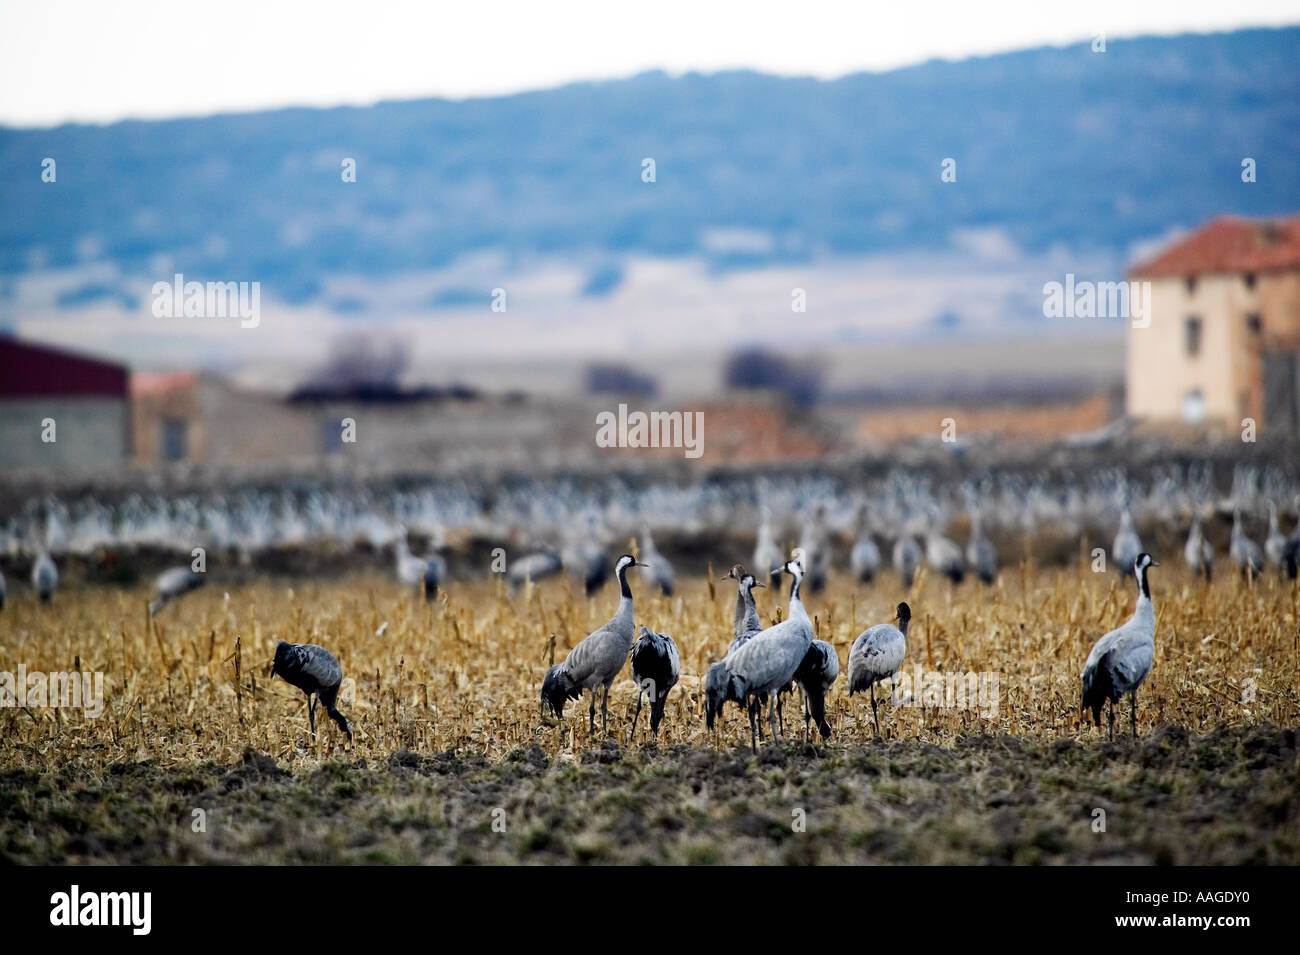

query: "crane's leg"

left=747, top=697, right=758, bottom=753
left=870, top=686, right=881, bottom=739
left=1107, top=699, right=1114, bottom=742
left=307, top=693, right=318, bottom=740
left=777, top=693, right=785, bottom=736
left=631, top=688, right=643, bottom=737
left=1130, top=690, right=1138, bottom=738
left=767, top=694, right=780, bottom=743
left=601, top=683, right=610, bottom=737
left=589, top=689, right=596, bottom=734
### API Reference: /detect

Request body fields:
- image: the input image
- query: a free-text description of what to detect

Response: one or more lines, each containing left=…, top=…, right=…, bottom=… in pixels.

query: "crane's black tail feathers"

left=1081, top=662, right=1116, bottom=728
left=541, top=664, right=581, bottom=718
left=703, top=663, right=728, bottom=729
left=649, top=693, right=668, bottom=735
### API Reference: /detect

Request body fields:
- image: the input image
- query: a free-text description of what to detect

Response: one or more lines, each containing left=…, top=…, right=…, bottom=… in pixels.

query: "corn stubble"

left=2, top=559, right=1295, bottom=772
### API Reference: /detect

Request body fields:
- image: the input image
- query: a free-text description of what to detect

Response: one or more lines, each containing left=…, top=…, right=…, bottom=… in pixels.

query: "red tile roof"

left=130, top=371, right=197, bottom=396
left=1129, top=214, right=1300, bottom=278
left=0, top=337, right=128, bottom=398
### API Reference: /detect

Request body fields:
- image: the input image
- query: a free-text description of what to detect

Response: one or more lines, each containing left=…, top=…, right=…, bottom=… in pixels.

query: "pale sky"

left=1, top=0, right=1297, bottom=126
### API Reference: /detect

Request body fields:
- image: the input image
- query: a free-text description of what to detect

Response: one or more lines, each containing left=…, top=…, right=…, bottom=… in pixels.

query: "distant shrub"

left=722, top=348, right=820, bottom=406
left=585, top=363, right=658, bottom=397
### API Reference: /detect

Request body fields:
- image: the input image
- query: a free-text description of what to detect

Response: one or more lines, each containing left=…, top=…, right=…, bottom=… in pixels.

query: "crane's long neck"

left=734, top=584, right=751, bottom=632
left=788, top=574, right=810, bottom=626
left=1134, top=566, right=1155, bottom=628
left=609, top=565, right=635, bottom=633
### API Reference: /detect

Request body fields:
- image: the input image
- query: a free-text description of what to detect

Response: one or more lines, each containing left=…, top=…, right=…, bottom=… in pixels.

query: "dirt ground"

left=3, top=725, right=1296, bottom=865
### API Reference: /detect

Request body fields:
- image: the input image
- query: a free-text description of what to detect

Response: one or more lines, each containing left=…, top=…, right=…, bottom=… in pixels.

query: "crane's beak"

left=637, top=561, right=650, bottom=568
left=1150, top=560, right=1160, bottom=567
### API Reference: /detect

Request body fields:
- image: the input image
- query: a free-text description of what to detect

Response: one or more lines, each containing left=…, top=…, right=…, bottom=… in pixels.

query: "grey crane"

left=567, top=540, right=610, bottom=596
left=706, top=565, right=762, bottom=732
left=1229, top=507, right=1264, bottom=578
left=393, top=529, right=427, bottom=591
left=629, top=626, right=680, bottom=740
left=848, top=602, right=910, bottom=738
left=563, top=512, right=611, bottom=596
left=269, top=641, right=353, bottom=743
left=926, top=519, right=965, bottom=584
left=1112, top=507, right=1142, bottom=578
left=1264, top=501, right=1289, bottom=573
left=753, top=506, right=784, bottom=589
left=794, top=639, right=839, bottom=739
left=722, top=564, right=764, bottom=652
left=422, top=549, right=447, bottom=602
left=640, top=525, right=674, bottom=597
left=722, top=551, right=814, bottom=750
left=849, top=504, right=881, bottom=583
left=1184, top=512, right=1213, bottom=581
left=148, top=565, right=206, bottom=615
left=798, top=506, right=832, bottom=593
left=541, top=554, right=647, bottom=735
left=32, top=551, right=57, bottom=602
left=892, top=533, right=922, bottom=589
left=966, top=509, right=998, bottom=585
left=714, top=564, right=788, bottom=737
left=506, top=549, right=563, bottom=596
left=1081, top=553, right=1157, bottom=740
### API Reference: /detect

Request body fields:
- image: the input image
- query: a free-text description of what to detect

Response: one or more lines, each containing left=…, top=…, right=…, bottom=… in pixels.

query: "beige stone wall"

left=0, top=398, right=129, bottom=472
left=197, top=379, right=318, bottom=463
left=133, top=380, right=200, bottom=463
left=1126, top=270, right=1300, bottom=426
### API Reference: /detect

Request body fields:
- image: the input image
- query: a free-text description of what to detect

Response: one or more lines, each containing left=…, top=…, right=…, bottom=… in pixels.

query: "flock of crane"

left=256, top=492, right=1289, bottom=750
left=535, top=539, right=1164, bottom=752
left=3, top=461, right=1297, bottom=571
left=3, top=464, right=1297, bottom=751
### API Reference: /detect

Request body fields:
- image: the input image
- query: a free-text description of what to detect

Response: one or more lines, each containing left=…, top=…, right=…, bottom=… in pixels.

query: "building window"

left=161, top=418, right=188, bottom=462
left=1185, top=276, right=1198, bottom=295
left=1181, top=389, right=1206, bottom=424
left=321, top=417, right=343, bottom=453
left=1243, top=272, right=1257, bottom=290
left=1246, top=313, right=1262, bottom=335
left=1184, top=316, right=1202, bottom=356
